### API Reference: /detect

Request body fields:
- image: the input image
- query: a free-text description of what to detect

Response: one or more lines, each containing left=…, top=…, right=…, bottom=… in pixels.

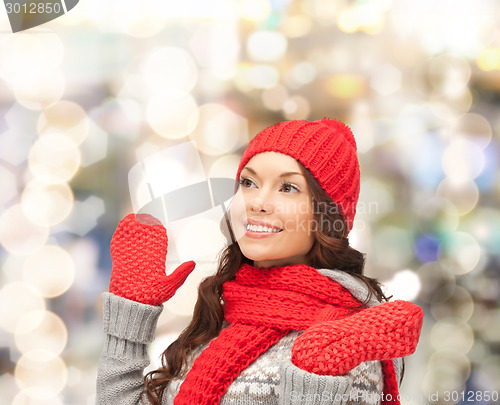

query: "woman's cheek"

left=228, top=192, right=246, bottom=241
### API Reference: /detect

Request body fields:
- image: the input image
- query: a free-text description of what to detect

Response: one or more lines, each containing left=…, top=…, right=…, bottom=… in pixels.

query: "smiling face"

left=229, top=151, right=315, bottom=268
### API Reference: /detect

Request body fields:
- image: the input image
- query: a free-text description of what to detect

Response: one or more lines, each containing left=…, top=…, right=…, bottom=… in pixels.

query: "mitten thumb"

left=157, top=260, right=197, bottom=303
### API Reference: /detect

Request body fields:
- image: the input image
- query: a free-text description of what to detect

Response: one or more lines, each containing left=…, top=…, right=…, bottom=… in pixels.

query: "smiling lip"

left=244, top=218, right=283, bottom=239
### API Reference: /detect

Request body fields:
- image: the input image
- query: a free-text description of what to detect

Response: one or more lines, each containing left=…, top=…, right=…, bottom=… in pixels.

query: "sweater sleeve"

left=278, top=359, right=384, bottom=405
left=96, top=292, right=163, bottom=405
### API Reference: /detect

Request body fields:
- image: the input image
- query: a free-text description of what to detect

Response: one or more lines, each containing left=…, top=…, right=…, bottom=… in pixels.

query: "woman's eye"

left=281, top=182, right=299, bottom=193
left=239, top=178, right=255, bottom=188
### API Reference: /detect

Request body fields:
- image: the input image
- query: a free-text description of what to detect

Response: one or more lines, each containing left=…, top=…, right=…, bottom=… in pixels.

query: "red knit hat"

left=236, top=118, right=360, bottom=234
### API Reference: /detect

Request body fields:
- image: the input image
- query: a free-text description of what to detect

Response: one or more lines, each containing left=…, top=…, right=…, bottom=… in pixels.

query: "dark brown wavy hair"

left=142, top=162, right=390, bottom=404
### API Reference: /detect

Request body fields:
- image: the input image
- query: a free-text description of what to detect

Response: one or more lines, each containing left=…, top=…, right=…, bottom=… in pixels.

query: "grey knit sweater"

left=96, top=268, right=403, bottom=404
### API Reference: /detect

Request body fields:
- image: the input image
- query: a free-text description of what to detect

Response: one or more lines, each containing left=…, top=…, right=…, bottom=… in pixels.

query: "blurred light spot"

left=415, top=233, right=441, bottom=263
left=0, top=129, right=33, bottom=166
left=3, top=101, right=39, bottom=135
left=413, top=54, right=471, bottom=99
left=350, top=105, right=374, bottom=153
left=467, top=339, right=489, bottom=365
left=2, top=254, right=27, bottom=283
left=281, top=15, right=313, bottom=37
left=0, top=35, right=42, bottom=81
left=34, top=33, right=64, bottom=68
left=370, top=63, right=402, bottom=96
left=79, top=120, right=109, bottom=167
left=478, top=308, right=500, bottom=344
left=142, top=47, right=198, bottom=93
left=394, top=104, right=432, bottom=140
left=416, top=197, right=459, bottom=235
left=61, top=196, right=105, bottom=237
left=417, top=261, right=456, bottom=304
left=431, top=285, right=474, bottom=322
left=65, top=366, right=83, bottom=388
left=135, top=142, right=163, bottom=163
left=189, top=23, right=240, bottom=79
left=190, top=104, right=248, bottom=156
left=475, top=141, right=499, bottom=192
left=246, top=65, right=280, bottom=89
left=21, top=180, right=73, bottom=227
left=0, top=282, right=45, bottom=333
left=326, top=74, right=366, bottom=99
left=116, top=74, right=149, bottom=104
left=284, top=62, right=317, bottom=88
left=91, top=97, right=141, bottom=141
left=13, top=389, right=64, bottom=405
left=67, top=238, right=100, bottom=287
left=15, top=311, right=67, bottom=357
left=37, top=101, right=89, bottom=146
left=357, top=178, right=394, bottom=219
left=470, top=276, right=499, bottom=303
left=28, top=133, right=80, bottom=184
left=441, top=231, right=481, bottom=275
left=431, top=318, right=474, bottom=354
left=448, top=113, right=492, bottom=150
left=404, top=130, right=445, bottom=189
left=442, top=139, right=485, bottom=182
left=23, top=245, right=75, bottom=298
left=428, top=54, right=471, bottom=98
left=430, top=88, right=473, bottom=118
left=283, top=95, right=311, bottom=120
left=145, top=0, right=234, bottom=19
left=234, top=63, right=253, bottom=92
left=13, top=69, right=65, bottom=111
left=337, top=5, right=384, bottom=34
left=247, top=31, right=287, bottom=62
left=0, top=34, right=63, bottom=85
left=423, top=351, right=471, bottom=394
left=209, top=154, right=241, bottom=179
left=436, top=177, right=478, bottom=216
left=15, top=352, right=67, bottom=395
left=239, top=0, right=271, bottom=21
left=460, top=207, right=500, bottom=257
left=0, top=205, right=49, bottom=255
left=146, top=92, right=199, bottom=139
left=476, top=47, right=500, bottom=71
left=383, top=269, right=421, bottom=301
left=372, top=226, right=414, bottom=272
left=111, top=0, right=166, bottom=38
left=261, top=85, right=288, bottom=111
left=0, top=164, right=17, bottom=208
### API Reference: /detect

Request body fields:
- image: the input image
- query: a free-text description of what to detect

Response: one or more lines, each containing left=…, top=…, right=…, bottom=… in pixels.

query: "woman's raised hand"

left=109, top=213, right=196, bottom=306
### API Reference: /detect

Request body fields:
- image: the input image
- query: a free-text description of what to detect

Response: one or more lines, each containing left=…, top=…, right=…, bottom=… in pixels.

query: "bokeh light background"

left=1, top=0, right=500, bottom=404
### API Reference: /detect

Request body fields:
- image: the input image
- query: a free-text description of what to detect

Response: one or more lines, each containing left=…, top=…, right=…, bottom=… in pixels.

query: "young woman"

left=96, top=118, right=423, bottom=405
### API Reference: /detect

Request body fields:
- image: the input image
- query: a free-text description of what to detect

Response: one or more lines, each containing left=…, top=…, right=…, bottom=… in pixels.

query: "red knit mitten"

left=291, top=300, right=423, bottom=375
left=109, top=213, right=196, bottom=306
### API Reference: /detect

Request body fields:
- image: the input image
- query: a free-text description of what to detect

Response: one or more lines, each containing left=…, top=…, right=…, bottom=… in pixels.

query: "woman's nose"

left=248, top=189, right=274, bottom=213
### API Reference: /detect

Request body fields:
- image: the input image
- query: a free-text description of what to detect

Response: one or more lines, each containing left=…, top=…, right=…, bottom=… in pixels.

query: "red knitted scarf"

left=174, top=263, right=401, bottom=405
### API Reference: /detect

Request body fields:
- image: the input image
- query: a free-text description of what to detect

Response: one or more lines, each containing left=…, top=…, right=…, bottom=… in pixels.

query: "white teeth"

left=246, top=224, right=281, bottom=233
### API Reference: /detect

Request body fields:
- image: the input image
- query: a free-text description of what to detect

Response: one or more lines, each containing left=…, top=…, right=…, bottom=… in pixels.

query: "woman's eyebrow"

left=242, top=166, right=304, bottom=178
